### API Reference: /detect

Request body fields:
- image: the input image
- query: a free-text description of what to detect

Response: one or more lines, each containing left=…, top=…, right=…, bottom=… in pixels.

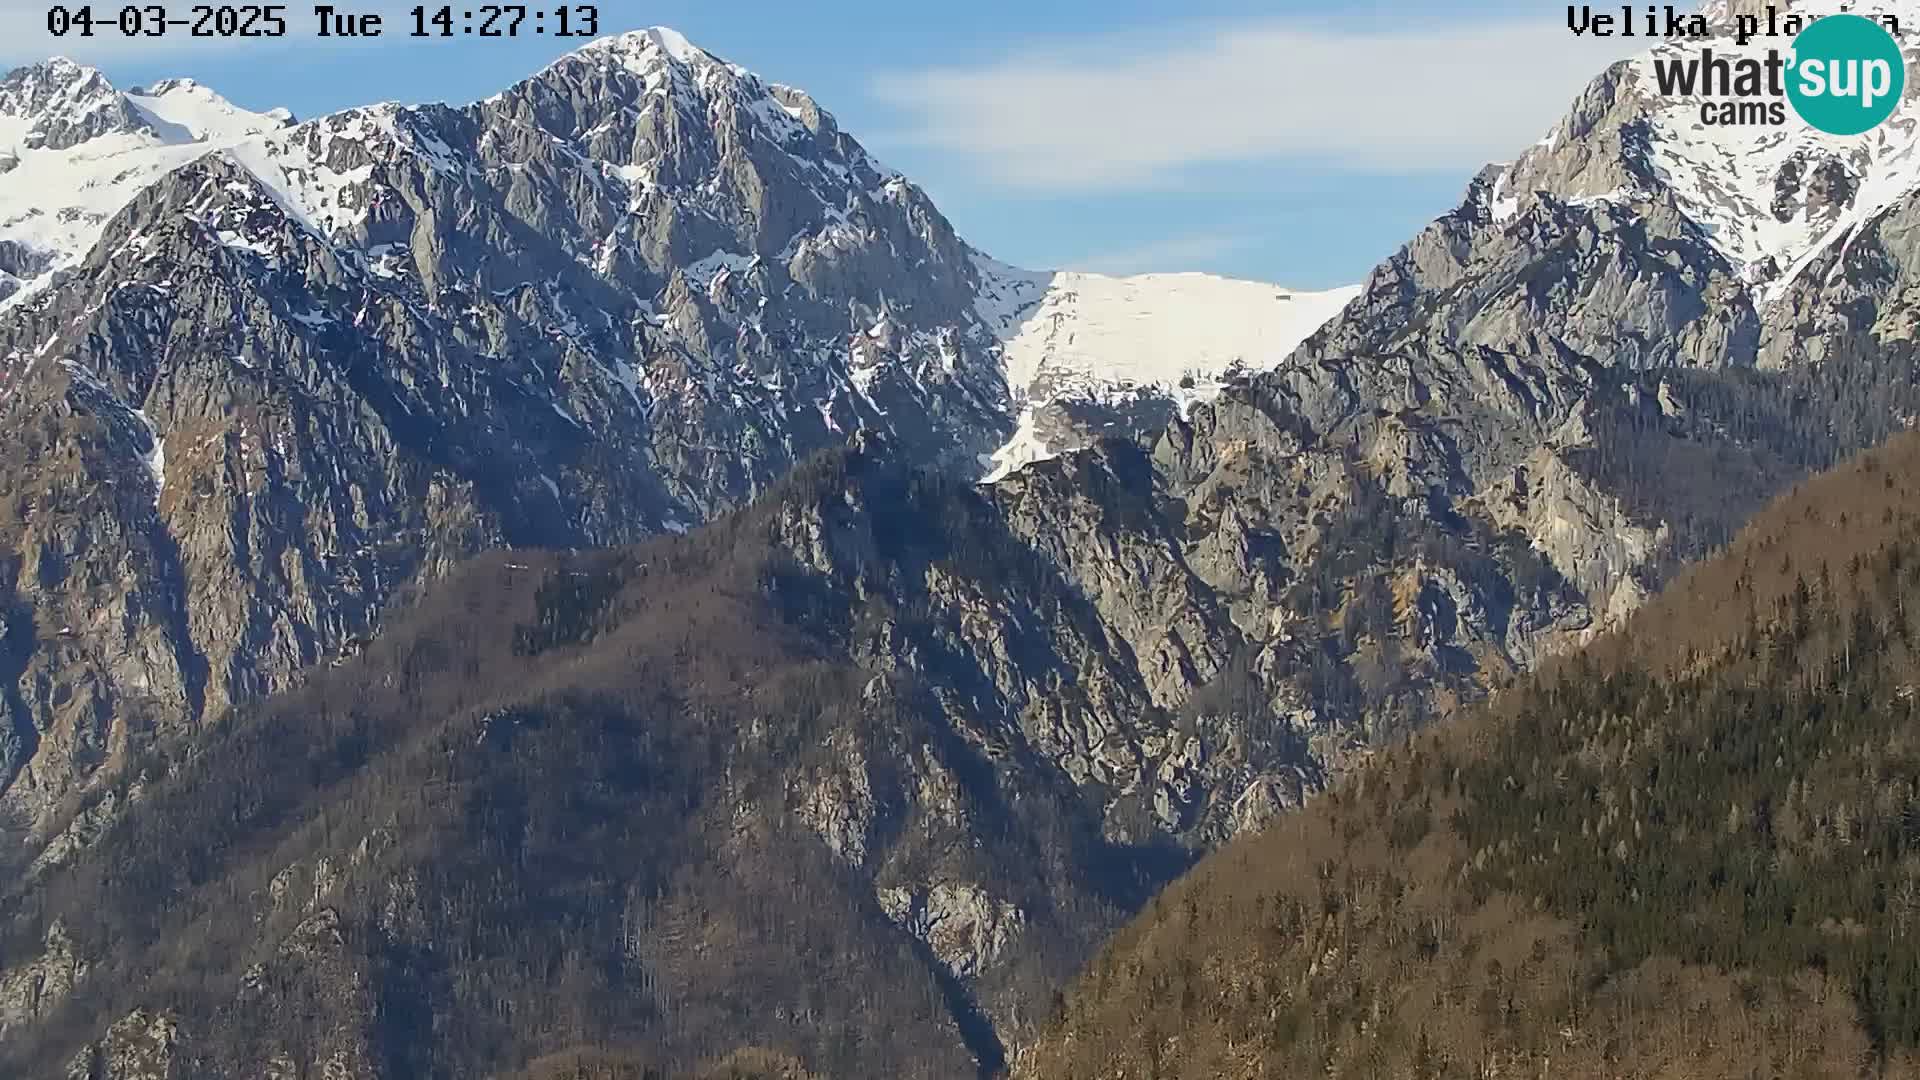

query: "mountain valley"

left=8, top=1, right=1920, bottom=1075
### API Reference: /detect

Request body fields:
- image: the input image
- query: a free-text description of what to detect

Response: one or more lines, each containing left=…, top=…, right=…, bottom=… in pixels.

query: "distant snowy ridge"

left=975, top=259, right=1359, bottom=480
left=0, top=58, right=291, bottom=304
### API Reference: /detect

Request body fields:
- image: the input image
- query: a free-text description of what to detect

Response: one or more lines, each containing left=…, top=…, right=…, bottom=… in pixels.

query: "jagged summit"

left=573, top=24, right=725, bottom=67
left=3, top=55, right=102, bottom=86
left=0, top=56, right=140, bottom=149
left=3, top=55, right=100, bottom=90
left=548, top=24, right=859, bottom=166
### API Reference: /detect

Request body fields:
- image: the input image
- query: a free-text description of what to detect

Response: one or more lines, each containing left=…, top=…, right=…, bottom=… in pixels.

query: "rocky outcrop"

left=64, top=1010, right=180, bottom=1080
left=878, top=882, right=1027, bottom=981
left=0, top=920, right=85, bottom=1040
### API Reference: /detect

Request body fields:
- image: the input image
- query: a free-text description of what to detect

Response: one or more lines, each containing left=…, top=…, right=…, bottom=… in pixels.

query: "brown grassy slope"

left=1015, top=431, right=1920, bottom=1080
left=1600, top=430, right=1920, bottom=675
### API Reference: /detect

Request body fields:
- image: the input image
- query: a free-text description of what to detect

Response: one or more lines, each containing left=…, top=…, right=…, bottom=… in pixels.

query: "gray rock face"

left=0, top=428, right=1583, bottom=1078
left=0, top=32, right=1379, bottom=850
left=1039, top=0, right=1920, bottom=728
left=0, top=919, right=85, bottom=1040
left=63, top=1010, right=180, bottom=1080
left=940, top=0, right=1920, bottom=837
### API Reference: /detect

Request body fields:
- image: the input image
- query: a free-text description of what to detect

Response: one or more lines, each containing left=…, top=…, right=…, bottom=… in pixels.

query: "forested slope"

left=1017, top=431, right=1920, bottom=1079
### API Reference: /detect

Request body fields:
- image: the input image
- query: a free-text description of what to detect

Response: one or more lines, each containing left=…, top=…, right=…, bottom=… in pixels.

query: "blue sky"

left=5, top=0, right=1642, bottom=288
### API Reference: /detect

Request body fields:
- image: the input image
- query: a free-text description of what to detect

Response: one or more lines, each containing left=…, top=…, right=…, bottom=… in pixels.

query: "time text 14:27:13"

left=410, top=5, right=599, bottom=37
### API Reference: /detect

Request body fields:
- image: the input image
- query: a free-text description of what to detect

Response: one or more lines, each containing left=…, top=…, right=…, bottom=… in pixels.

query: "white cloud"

left=869, top=17, right=1646, bottom=190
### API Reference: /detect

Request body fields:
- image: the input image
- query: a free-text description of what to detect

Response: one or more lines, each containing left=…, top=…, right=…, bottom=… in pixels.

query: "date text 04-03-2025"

left=44, top=4, right=601, bottom=38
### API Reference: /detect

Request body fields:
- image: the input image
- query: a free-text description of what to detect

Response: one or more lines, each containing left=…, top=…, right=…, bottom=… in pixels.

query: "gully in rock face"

left=1566, top=5, right=1904, bottom=45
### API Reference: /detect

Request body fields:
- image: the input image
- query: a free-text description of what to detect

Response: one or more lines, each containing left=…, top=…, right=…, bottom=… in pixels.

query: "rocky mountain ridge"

left=0, top=31, right=1354, bottom=835
left=1216, top=0, right=1920, bottom=618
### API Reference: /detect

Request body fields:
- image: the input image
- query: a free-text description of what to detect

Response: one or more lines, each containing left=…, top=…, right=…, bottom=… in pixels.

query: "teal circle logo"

left=1787, top=14, right=1906, bottom=135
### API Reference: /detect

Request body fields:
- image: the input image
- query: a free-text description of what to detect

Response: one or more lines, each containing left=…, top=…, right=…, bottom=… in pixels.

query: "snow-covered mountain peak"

left=0, top=59, right=292, bottom=304
left=975, top=260, right=1361, bottom=480
left=517, top=25, right=891, bottom=175
left=1487, top=0, right=1920, bottom=315
left=0, top=37, right=1383, bottom=849
left=127, top=78, right=296, bottom=139
left=1, top=56, right=108, bottom=102
left=0, top=43, right=1357, bottom=498
left=185, top=43, right=1351, bottom=484
left=0, top=57, right=138, bottom=150
left=0, top=60, right=288, bottom=152
left=557, top=24, right=755, bottom=87
left=580, top=25, right=719, bottom=67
